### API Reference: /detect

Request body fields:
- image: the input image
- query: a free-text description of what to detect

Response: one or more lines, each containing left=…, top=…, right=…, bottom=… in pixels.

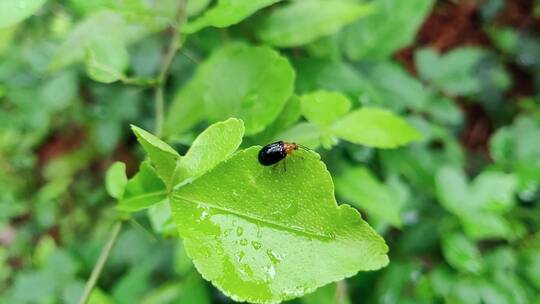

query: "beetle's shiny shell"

left=258, top=141, right=287, bottom=166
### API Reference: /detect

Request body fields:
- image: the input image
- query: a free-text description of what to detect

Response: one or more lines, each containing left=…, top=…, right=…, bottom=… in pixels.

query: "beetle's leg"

left=283, top=158, right=287, bottom=172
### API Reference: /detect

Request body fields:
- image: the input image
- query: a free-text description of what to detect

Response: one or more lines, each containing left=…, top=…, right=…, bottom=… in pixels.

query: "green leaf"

left=441, top=233, right=484, bottom=274
left=487, top=26, right=519, bottom=55
left=293, top=58, right=365, bottom=95
left=148, top=199, right=176, bottom=235
left=254, top=95, right=302, bottom=144
left=274, top=122, right=322, bottom=149
left=335, top=167, right=403, bottom=227
left=171, top=147, right=388, bottom=303
left=331, top=108, right=422, bottom=148
left=187, top=0, right=212, bottom=17
left=0, top=0, right=46, bottom=28
left=131, top=125, right=180, bottom=188
left=172, top=118, right=244, bottom=185
left=435, top=166, right=469, bottom=216
left=343, top=0, right=435, bottom=60
left=301, top=283, right=350, bottom=304
left=164, top=67, right=208, bottom=137
left=105, top=162, right=128, bottom=199
left=257, top=0, right=373, bottom=48
left=183, top=0, right=282, bottom=34
left=118, top=161, right=167, bottom=212
left=470, top=171, right=517, bottom=213
left=166, top=44, right=295, bottom=135
left=459, top=213, right=514, bottom=241
left=435, top=166, right=518, bottom=240
left=362, top=62, right=431, bottom=111
left=50, top=11, right=151, bottom=70
left=300, top=91, right=351, bottom=130
left=147, top=119, right=244, bottom=232
left=85, top=38, right=129, bottom=83
left=416, top=47, right=486, bottom=96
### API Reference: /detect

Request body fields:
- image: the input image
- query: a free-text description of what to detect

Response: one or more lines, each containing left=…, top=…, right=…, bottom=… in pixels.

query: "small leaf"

left=441, top=232, right=484, bottom=274
left=300, top=91, right=351, bottom=129
left=183, top=0, right=282, bottom=34
left=171, top=147, right=388, bottom=303
left=435, top=166, right=469, bottom=216
left=342, top=0, right=435, bottom=60
left=275, top=122, right=322, bottom=149
left=257, top=0, right=373, bottom=48
left=335, top=167, right=403, bottom=227
left=118, top=161, right=167, bottom=212
left=106, top=162, right=128, bottom=199
left=50, top=11, right=151, bottom=70
left=0, top=0, right=46, bottom=28
left=470, top=171, right=517, bottom=213
left=85, top=38, right=129, bottom=84
left=331, top=108, right=422, bottom=148
left=187, top=0, right=212, bottom=17
left=131, top=125, right=181, bottom=188
left=148, top=199, right=176, bottom=235
left=172, top=118, right=244, bottom=186
left=293, top=58, right=365, bottom=95
left=415, top=47, right=487, bottom=96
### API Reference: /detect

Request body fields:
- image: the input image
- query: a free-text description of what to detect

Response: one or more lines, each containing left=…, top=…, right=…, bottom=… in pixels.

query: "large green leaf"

left=170, top=147, right=388, bottom=303
left=183, top=0, right=281, bottom=34
left=257, top=0, right=373, bottom=48
left=165, top=44, right=295, bottom=135
left=335, top=167, right=403, bottom=227
left=0, top=0, right=46, bottom=28
left=147, top=119, right=245, bottom=231
left=343, top=0, right=435, bottom=60
left=331, top=108, right=422, bottom=148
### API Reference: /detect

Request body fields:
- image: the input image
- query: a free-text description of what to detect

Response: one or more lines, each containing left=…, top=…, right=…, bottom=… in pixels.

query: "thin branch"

left=154, top=5, right=185, bottom=136
left=78, top=221, right=123, bottom=304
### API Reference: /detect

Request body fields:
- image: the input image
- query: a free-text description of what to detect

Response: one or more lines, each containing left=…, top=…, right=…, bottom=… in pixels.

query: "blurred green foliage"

left=1, top=0, right=540, bottom=303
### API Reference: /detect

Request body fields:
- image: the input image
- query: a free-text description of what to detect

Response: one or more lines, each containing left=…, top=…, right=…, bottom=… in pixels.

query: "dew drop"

left=236, top=251, right=245, bottom=263
left=266, top=249, right=282, bottom=265
left=265, top=264, right=276, bottom=280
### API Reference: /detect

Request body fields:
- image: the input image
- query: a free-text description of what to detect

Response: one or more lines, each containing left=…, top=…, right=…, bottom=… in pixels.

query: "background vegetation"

left=1, top=0, right=540, bottom=303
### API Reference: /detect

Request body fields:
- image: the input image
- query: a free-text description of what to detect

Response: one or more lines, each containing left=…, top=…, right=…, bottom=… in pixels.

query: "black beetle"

left=258, top=141, right=299, bottom=166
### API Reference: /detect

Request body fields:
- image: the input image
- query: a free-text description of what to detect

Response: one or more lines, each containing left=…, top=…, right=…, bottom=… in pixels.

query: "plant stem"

left=154, top=10, right=184, bottom=137
left=335, top=280, right=348, bottom=304
left=78, top=221, right=122, bottom=304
